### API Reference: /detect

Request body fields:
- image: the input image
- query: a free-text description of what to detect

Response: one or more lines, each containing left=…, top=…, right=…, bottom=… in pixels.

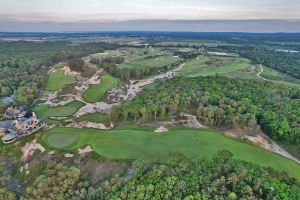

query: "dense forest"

left=1, top=151, right=297, bottom=199
left=0, top=41, right=117, bottom=105
left=111, top=76, right=300, bottom=146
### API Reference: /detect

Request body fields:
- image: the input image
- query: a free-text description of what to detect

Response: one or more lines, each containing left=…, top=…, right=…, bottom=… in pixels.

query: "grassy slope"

left=261, top=65, right=300, bottom=86
left=46, top=71, right=76, bottom=91
left=42, top=126, right=300, bottom=181
left=83, top=75, right=119, bottom=103
left=178, top=56, right=250, bottom=77
left=75, top=112, right=107, bottom=123
left=118, top=55, right=180, bottom=69
left=33, top=101, right=85, bottom=121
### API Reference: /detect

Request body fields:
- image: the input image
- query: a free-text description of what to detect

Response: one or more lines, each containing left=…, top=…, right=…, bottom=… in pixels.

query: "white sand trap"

left=155, top=126, right=169, bottom=133
left=21, top=138, right=45, bottom=160
left=67, top=121, right=110, bottom=130
left=78, top=145, right=93, bottom=154
left=48, top=151, right=55, bottom=155
left=74, top=102, right=117, bottom=117
left=65, top=153, right=74, bottom=158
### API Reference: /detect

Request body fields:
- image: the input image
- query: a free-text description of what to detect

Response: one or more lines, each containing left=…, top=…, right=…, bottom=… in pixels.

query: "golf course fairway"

left=42, top=126, right=300, bottom=181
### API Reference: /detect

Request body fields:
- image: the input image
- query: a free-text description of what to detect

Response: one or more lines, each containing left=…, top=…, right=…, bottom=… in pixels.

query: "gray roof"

left=2, top=133, right=16, bottom=141
left=0, top=121, right=13, bottom=129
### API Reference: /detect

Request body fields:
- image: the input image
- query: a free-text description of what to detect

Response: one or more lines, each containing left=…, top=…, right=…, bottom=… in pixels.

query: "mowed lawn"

left=33, top=101, right=85, bottom=121
left=118, top=55, right=180, bottom=69
left=42, top=126, right=300, bottom=181
left=46, top=71, right=76, bottom=91
left=75, top=112, right=108, bottom=123
left=83, top=75, right=119, bottom=103
left=178, top=56, right=250, bottom=77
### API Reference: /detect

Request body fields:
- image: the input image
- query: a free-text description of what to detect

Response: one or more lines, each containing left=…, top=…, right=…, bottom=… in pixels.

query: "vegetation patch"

left=118, top=55, right=180, bottom=69
left=42, top=126, right=300, bottom=181
left=83, top=75, right=119, bottom=103
left=261, top=65, right=300, bottom=85
left=33, top=101, right=85, bottom=121
left=46, top=71, right=76, bottom=91
left=75, top=112, right=108, bottom=123
left=177, top=55, right=250, bottom=77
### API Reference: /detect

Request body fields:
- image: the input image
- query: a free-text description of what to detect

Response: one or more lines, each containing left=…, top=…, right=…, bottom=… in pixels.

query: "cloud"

left=0, top=19, right=300, bottom=32
left=0, top=0, right=300, bottom=22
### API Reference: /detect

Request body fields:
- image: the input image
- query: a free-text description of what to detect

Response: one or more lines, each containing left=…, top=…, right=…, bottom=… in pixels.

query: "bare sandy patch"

left=67, top=121, right=110, bottom=130
left=78, top=145, right=93, bottom=154
left=225, top=127, right=300, bottom=164
left=155, top=126, right=168, bottom=133
left=65, top=153, right=74, bottom=158
left=21, top=138, right=45, bottom=160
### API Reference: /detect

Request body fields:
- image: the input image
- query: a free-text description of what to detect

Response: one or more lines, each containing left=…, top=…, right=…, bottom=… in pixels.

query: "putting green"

left=42, top=126, right=300, bottom=181
left=47, top=132, right=78, bottom=149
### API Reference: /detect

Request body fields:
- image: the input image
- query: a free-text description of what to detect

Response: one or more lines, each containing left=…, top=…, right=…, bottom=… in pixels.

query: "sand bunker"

left=179, top=114, right=206, bottom=128
left=67, top=121, right=110, bottom=130
left=21, top=138, right=45, bottom=160
left=65, top=153, right=74, bottom=158
left=78, top=145, right=93, bottom=154
left=155, top=126, right=169, bottom=133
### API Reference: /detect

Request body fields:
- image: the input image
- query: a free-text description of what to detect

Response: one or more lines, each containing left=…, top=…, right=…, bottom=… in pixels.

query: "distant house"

left=1, top=111, right=45, bottom=144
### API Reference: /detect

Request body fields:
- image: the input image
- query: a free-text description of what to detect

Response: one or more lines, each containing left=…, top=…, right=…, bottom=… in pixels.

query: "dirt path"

left=262, top=133, right=300, bottom=164
left=226, top=128, right=300, bottom=164
left=257, top=64, right=267, bottom=81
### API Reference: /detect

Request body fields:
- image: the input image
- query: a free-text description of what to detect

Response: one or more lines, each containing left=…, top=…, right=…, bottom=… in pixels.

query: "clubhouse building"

left=1, top=107, right=45, bottom=143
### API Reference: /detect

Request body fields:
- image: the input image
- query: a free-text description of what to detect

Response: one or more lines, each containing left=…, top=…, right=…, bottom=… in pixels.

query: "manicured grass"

left=46, top=132, right=78, bottom=149
left=43, top=126, right=300, bottom=181
left=75, top=112, right=108, bottom=123
left=178, top=56, right=250, bottom=77
left=118, top=55, right=180, bottom=69
left=46, top=71, right=76, bottom=91
left=53, top=63, right=64, bottom=70
left=33, top=101, right=85, bottom=121
left=83, top=75, right=120, bottom=103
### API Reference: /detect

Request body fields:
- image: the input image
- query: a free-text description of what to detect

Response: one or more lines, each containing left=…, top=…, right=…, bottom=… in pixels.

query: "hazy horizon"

left=1, top=0, right=300, bottom=32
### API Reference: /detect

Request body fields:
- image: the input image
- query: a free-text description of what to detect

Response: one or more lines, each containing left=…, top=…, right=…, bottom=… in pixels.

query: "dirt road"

left=257, top=64, right=267, bottom=81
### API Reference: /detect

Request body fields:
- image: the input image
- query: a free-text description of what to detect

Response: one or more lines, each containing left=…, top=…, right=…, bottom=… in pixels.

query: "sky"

left=0, top=0, right=300, bottom=32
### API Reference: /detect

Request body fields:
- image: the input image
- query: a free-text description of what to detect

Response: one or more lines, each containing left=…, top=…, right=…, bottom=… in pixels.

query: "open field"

left=260, top=65, right=300, bottom=85
left=42, top=126, right=300, bottom=181
left=92, top=48, right=164, bottom=61
left=153, top=40, right=241, bottom=47
left=92, top=47, right=180, bottom=70
left=83, top=75, right=120, bottom=103
left=33, top=101, right=85, bottom=121
left=46, top=71, right=76, bottom=91
left=75, top=112, right=108, bottom=123
left=118, top=55, right=180, bottom=69
left=177, top=55, right=250, bottom=77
